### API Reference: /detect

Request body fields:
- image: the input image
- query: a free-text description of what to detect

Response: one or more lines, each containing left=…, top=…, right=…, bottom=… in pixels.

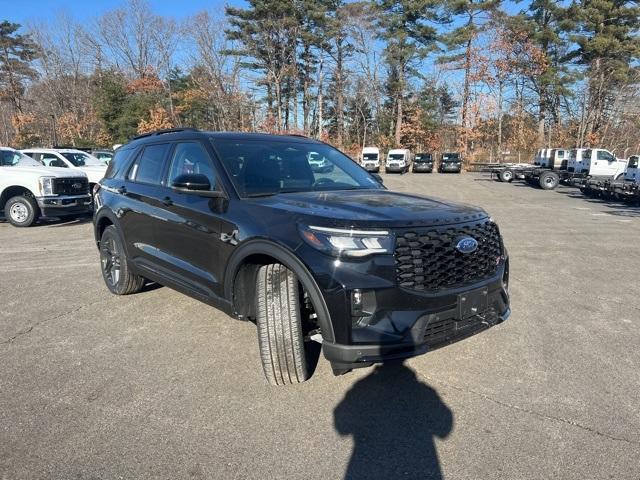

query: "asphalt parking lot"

left=1, top=172, right=639, bottom=479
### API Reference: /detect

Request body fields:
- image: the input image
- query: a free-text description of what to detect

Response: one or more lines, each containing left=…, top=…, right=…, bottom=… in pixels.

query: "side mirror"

left=172, top=173, right=225, bottom=198
left=371, top=173, right=384, bottom=184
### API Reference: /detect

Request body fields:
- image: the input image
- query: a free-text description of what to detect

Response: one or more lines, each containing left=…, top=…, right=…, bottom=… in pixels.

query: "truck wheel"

left=5, top=195, right=39, bottom=227
left=499, top=169, right=514, bottom=183
left=256, top=263, right=309, bottom=385
left=539, top=172, right=559, bottom=190
left=99, top=225, right=145, bottom=295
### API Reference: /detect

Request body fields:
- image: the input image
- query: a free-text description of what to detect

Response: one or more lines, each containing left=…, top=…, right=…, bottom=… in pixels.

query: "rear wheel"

left=539, top=171, right=560, bottom=190
left=256, top=263, right=309, bottom=386
left=5, top=195, right=39, bottom=227
left=499, top=169, right=514, bottom=183
left=100, top=225, right=145, bottom=295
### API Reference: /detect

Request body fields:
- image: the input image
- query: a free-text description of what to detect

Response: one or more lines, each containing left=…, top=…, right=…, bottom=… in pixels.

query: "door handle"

left=117, top=186, right=127, bottom=195
left=162, top=196, right=173, bottom=206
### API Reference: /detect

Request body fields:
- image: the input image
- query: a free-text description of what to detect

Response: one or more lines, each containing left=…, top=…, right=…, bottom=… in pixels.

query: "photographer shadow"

left=334, top=361, right=453, bottom=480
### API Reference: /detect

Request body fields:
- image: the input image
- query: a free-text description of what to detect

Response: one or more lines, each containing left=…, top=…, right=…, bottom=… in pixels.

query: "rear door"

left=118, top=142, right=172, bottom=271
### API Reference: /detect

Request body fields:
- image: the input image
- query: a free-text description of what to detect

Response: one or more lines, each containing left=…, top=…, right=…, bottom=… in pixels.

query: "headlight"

left=298, top=225, right=394, bottom=257
left=39, top=177, right=55, bottom=196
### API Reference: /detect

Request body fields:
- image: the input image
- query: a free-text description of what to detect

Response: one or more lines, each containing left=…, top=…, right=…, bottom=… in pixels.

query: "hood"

left=78, top=165, right=108, bottom=172
left=249, top=189, right=487, bottom=228
left=4, top=165, right=89, bottom=178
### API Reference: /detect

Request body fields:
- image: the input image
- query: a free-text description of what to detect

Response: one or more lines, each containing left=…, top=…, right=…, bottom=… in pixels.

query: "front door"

left=152, top=140, right=227, bottom=299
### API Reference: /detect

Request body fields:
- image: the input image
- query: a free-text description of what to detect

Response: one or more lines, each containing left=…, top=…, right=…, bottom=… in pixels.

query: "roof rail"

left=131, top=127, right=200, bottom=141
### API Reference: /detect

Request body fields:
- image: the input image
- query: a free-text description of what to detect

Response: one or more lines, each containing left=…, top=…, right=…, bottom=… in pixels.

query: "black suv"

left=93, top=129, right=510, bottom=385
left=413, top=153, right=434, bottom=173
left=439, top=152, right=462, bottom=173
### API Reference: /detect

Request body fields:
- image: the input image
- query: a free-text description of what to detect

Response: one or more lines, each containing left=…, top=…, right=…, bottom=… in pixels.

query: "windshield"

left=388, top=154, right=405, bottom=160
left=442, top=153, right=459, bottom=161
left=61, top=151, right=104, bottom=167
left=362, top=153, right=378, bottom=160
left=415, top=154, right=431, bottom=161
left=628, top=156, right=639, bottom=168
left=0, top=150, right=42, bottom=167
left=212, top=139, right=383, bottom=197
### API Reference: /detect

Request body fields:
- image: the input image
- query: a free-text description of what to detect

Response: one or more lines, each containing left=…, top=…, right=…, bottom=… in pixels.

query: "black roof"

left=127, top=128, right=324, bottom=147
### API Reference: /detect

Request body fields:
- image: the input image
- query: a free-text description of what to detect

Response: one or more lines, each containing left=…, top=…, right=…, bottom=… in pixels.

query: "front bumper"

left=440, top=164, right=461, bottom=172
left=363, top=164, right=380, bottom=172
left=321, top=265, right=510, bottom=370
left=413, top=163, right=433, bottom=172
left=385, top=165, right=407, bottom=172
left=36, top=195, right=92, bottom=217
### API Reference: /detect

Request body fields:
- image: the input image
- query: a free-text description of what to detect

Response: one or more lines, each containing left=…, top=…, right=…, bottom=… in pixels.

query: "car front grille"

left=395, top=220, right=503, bottom=291
left=423, top=307, right=500, bottom=347
left=52, top=177, right=89, bottom=195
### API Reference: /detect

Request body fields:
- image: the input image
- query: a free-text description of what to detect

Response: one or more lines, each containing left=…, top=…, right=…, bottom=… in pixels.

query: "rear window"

left=128, top=143, right=171, bottom=185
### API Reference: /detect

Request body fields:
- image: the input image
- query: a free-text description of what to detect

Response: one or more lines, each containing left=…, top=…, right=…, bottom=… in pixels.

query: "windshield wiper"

left=245, top=192, right=278, bottom=198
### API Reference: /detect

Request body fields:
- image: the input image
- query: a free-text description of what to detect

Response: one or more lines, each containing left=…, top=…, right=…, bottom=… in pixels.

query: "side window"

left=168, top=142, right=217, bottom=191
left=128, top=143, right=170, bottom=185
left=42, top=154, right=67, bottom=168
left=597, top=150, right=614, bottom=162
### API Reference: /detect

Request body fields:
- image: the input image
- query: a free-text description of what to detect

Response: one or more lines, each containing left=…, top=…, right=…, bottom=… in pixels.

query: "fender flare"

left=224, top=239, right=335, bottom=343
left=94, top=208, right=124, bottom=248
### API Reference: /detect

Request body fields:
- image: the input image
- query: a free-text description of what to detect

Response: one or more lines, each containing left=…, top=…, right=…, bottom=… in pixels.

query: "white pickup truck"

left=21, top=148, right=107, bottom=189
left=1, top=147, right=91, bottom=227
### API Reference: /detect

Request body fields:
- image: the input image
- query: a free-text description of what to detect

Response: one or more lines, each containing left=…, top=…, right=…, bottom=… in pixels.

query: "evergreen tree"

left=0, top=21, right=38, bottom=113
left=377, top=0, right=440, bottom=147
left=566, top=0, right=640, bottom=144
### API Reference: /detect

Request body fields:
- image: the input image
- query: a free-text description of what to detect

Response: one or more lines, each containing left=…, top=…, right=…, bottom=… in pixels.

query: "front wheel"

left=100, top=225, right=145, bottom=295
left=256, top=264, right=310, bottom=385
left=5, top=195, right=39, bottom=227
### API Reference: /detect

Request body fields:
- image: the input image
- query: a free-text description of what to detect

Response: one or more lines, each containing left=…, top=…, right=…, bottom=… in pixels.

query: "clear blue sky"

left=0, top=0, right=238, bottom=24
left=2, top=0, right=522, bottom=25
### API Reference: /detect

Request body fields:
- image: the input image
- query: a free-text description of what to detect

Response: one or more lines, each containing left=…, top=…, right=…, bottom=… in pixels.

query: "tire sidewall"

left=6, top=196, right=38, bottom=227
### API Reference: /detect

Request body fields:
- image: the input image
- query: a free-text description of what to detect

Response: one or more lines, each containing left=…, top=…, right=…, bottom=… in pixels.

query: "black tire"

left=499, top=169, right=514, bottom=183
left=539, top=171, right=560, bottom=190
left=256, top=263, right=309, bottom=385
left=99, top=225, right=145, bottom=295
left=5, top=195, right=39, bottom=227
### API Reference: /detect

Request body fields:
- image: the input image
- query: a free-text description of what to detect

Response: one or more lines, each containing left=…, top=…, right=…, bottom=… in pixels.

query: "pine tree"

left=566, top=0, right=640, bottom=145
left=377, top=0, right=440, bottom=147
left=0, top=21, right=38, bottom=113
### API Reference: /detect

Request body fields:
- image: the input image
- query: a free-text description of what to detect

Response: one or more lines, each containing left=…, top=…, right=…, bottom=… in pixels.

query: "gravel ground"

left=1, top=172, right=639, bottom=479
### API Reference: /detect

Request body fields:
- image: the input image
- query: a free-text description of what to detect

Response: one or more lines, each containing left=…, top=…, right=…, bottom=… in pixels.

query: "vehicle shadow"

left=334, top=361, right=453, bottom=480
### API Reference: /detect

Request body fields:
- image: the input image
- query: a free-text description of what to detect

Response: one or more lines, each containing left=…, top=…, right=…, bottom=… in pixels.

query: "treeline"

left=0, top=0, right=639, bottom=161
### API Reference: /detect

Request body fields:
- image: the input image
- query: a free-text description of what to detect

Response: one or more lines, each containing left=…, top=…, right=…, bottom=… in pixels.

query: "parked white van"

left=385, top=149, right=411, bottom=174
left=361, top=147, right=380, bottom=172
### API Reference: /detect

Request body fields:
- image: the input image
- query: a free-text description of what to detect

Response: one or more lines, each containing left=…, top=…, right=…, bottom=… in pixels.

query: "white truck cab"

left=581, top=149, right=627, bottom=179
left=21, top=148, right=107, bottom=187
left=385, top=148, right=411, bottom=173
left=567, top=148, right=588, bottom=173
left=535, top=148, right=567, bottom=169
left=1, top=147, right=91, bottom=227
left=361, top=147, right=380, bottom=172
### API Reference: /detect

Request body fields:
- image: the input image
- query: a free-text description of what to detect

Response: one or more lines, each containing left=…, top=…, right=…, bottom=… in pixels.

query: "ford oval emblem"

left=72, top=182, right=82, bottom=189
left=456, top=237, right=478, bottom=254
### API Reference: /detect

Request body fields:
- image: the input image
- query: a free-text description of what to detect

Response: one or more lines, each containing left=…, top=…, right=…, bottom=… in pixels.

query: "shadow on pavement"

left=334, top=361, right=453, bottom=480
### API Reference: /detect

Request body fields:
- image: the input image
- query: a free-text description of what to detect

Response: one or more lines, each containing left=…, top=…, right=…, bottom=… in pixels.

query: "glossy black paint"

left=94, top=131, right=509, bottom=370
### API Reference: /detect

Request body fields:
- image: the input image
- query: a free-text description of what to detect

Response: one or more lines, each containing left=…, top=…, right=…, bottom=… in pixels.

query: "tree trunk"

left=335, top=39, right=344, bottom=146
left=460, top=32, right=473, bottom=154
left=394, top=94, right=402, bottom=147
